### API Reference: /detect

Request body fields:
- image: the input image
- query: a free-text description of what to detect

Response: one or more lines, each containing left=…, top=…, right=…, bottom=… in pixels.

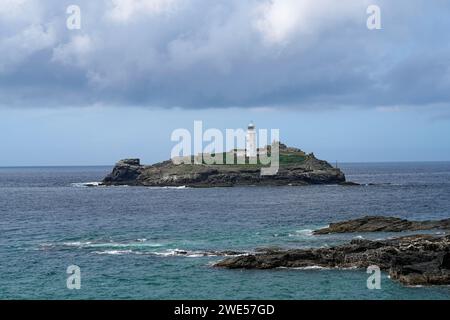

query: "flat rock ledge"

left=214, top=234, right=450, bottom=286
left=313, top=216, right=450, bottom=235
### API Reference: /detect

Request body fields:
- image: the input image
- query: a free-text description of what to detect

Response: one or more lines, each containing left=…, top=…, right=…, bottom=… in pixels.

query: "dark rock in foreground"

left=102, top=144, right=346, bottom=187
left=313, top=216, right=450, bottom=235
left=215, top=235, right=450, bottom=286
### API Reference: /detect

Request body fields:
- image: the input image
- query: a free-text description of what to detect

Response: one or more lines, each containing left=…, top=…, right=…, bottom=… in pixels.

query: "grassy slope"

left=197, top=149, right=307, bottom=167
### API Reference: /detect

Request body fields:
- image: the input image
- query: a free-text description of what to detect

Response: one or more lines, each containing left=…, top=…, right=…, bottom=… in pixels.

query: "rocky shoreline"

left=102, top=144, right=346, bottom=187
left=215, top=217, right=450, bottom=286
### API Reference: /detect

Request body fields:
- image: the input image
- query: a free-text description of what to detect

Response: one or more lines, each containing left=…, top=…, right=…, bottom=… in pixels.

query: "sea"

left=1, top=162, right=450, bottom=299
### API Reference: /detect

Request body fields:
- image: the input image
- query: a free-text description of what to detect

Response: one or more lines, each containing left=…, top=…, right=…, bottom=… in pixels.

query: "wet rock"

left=215, top=235, right=450, bottom=286
left=313, top=216, right=450, bottom=235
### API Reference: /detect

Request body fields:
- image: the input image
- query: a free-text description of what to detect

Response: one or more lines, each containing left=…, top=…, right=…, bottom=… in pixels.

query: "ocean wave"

left=147, top=186, right=188, bottom=189
left=288, top=227, right=327, bottom=237
left=62, top=241, right=92, bottom=247
left=40, top=240, right=248, bottom=258
left=71, top=182, right=132, bottom=188
left=71, top=183, right=190, bottom=189
left=39, top=241, right=241, bottom=258
left=40, top=240, right=165, bottom=250
left=93, top=250, right=134, bottom=255
left=71, top=182, right=103, bottom=187
left=152, top=249, right=223, bottom=257
left=278, top=265, right=358, bottom=270
left=277, top=266, right=329, bottom=270
left=65, top=241, right=164, bottom=249
left=91, top=248, right=236, bottom=258
left=295, top=229, right=314, bottom=236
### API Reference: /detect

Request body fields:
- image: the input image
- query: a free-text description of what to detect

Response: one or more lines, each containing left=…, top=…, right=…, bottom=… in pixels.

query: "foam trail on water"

left=71, top=182, right=103, bottom=187
left=93, top=250, right=134, bottom=255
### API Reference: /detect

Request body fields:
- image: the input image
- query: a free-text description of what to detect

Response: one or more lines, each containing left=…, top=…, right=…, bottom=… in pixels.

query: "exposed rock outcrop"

left=215, top=234, right=450, bottom=286
left=313, top=216, right=450, bottom=235
left=103, top=158, right=144, bottom=185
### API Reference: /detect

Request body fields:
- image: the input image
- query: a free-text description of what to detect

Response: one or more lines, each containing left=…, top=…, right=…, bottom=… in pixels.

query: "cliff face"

left=102, top=144, right=346, bottom=187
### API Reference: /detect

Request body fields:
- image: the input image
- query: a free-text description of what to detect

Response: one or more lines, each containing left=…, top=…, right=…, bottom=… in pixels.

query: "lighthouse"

left=246, top=122, right=257, bottom=158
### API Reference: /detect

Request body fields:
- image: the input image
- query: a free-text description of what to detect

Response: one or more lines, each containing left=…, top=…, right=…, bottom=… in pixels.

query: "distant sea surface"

left=1, top=162, right=450, bottom=299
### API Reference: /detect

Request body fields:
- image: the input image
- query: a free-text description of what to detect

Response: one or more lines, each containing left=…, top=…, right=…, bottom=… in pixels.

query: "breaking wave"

left=91, top=248, right=242, bottom=257
left=147, top=186, right=188, bottom=189
left=39, top=241, right=246, bottom=258
left=93, top=250, right=134, bottom=255
left=71, top=182, right=103, bottom=187
left=295, top=229, right=314, bottom=236
left=61, top=241, right=164, bottom=249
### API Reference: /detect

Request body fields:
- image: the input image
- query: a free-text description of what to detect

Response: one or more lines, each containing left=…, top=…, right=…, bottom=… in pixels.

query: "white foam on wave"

left=64, top=241, right=92, bottom=245
left=41, top=240, right=248, bottom=259
left=289, top=227, right=327, bottom=237
left=279, top=265, right=358, bottom=270
left=71, top=182, right=131, bottom=188
left=90, top=242, right=161, bottom=248
left=103, top=242, right=162, bottom=248
left=93, top=250, right=134, bottom=255
left=55, top=241, right=164, bottom=249
left=152, top=249, right=217, bottom=258
left=91, top=248, right=225, bottom=258
left=71, top=182, right=103, bottom=188
left=295, top=229, right=314, bottom=236
left=297, top=266, right=329, bottom=270
left=148, top=186, right=188, bottom=189
left=278, top=266, right=329, bottom=270
left=91, top=248, right=215, bottom=257
left=71, top=183, right=191, bottom=189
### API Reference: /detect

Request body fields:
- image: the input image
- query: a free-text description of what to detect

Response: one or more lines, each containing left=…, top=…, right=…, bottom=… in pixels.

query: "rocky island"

left=215, top=216, right=450, bottom=286
left=102, top=143, right=346, bottom=187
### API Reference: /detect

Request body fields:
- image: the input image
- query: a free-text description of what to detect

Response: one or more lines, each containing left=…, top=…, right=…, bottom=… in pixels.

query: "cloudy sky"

left=0, top=0, right=449, bottom=165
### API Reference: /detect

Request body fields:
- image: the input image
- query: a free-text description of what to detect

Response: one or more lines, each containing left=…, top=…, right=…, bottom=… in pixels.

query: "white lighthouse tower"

left=246, top=121, right=257, bottom=158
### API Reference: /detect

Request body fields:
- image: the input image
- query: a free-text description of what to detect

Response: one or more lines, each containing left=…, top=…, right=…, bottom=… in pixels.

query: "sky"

left=0, top=0, right=450, bottom=166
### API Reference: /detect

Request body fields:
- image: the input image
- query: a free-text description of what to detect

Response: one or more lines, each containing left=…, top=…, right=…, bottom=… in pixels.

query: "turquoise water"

left=0, top=163, right=450, bottom=299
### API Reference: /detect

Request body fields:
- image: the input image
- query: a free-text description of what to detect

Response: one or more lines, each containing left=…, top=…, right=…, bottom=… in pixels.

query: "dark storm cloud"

left=0, top=0, right=449, bottom=110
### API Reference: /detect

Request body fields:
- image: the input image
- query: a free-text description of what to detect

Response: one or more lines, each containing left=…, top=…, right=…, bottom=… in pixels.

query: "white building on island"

left=171, top=121, right=272, bottom=165
left=246, top=121, right=257, bottom=158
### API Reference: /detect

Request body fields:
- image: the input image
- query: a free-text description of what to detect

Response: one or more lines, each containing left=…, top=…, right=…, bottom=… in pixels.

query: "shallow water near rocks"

left=1, top=162, right=450, bottom=299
